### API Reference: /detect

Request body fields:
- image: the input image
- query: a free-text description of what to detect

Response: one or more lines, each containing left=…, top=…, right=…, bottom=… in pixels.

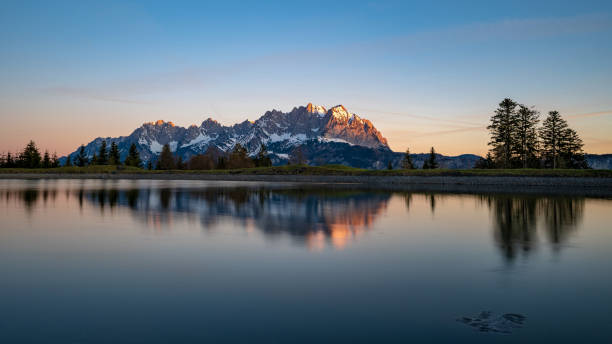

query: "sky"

left=1, top=0, right=611, bottom=156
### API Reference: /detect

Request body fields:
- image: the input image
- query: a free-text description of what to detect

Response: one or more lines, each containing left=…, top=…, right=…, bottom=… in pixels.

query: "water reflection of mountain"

left=79, top=187, right=392, bottom=250
left=480, top=195, right=584, bottom=262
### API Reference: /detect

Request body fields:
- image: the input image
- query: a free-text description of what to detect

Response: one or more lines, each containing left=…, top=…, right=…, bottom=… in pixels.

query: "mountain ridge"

left=64, top=103, right=401, bottom=168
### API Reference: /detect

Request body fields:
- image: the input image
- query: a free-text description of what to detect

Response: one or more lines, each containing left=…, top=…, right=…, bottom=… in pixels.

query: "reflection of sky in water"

left=1, top=179, right=611, bottom=342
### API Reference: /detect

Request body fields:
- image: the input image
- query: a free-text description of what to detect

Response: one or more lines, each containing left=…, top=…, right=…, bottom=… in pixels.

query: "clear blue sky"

left=1, top=0, right=611, bottom=155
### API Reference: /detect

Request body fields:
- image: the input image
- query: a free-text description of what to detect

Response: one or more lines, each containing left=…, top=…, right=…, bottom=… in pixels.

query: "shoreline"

left=2, top=173, right=612, bottom=197
left=2, top=172, right=612, bottom=185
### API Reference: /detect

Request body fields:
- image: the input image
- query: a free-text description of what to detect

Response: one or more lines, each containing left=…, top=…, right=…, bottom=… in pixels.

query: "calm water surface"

left=1, top=179, right=611, bottom=343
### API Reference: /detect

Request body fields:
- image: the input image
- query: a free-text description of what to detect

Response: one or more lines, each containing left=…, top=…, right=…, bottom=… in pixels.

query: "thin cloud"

left=411, top=126, right=486, bottom=137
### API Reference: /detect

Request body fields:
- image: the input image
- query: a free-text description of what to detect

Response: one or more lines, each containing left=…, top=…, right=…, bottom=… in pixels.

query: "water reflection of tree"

left=539, top=197, right=584, bottom=250
left=486, top=196, right=538, bottom=261
left=483, top=195, right=584, bottom=262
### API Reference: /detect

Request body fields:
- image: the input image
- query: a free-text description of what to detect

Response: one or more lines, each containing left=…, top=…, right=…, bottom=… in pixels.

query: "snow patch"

left=181, top=133, right=212, bottom=148
left=319, top=137, right=353, bottom=145
left=169, top=141, right=178, bottom=152
left=267, top=133, right=308, bottom=144
left=150, top=140, right=163, bottom=154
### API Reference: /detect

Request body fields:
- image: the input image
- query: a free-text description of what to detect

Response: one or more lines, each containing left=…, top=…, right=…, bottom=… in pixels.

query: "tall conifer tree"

left=515, top=105, right=540, bottom=168
left=76, top=145, right=88, bottom=167
left=19, top=140, right=42, bottom=168
left=559, top=128, right=587, bottom=168
left=157, top=144, right=176, bottom=170
left=125, top=143, right=142, bottom=168
left=109, top=142, right=120, bottom=165
left=402, top=148, right=414, bottom=169
left=97, top=140, right=108, bottom=165
left=43, top=150, right=51, bottom=168
left=51, top=152, right=59, bottom=168
left=540, top=111, right=568, bottom=169
left=255, top=143, right=272, bottom=167
left=487, top=98, right=519, bottom=168
left=427, top=147, right=439, bottom=169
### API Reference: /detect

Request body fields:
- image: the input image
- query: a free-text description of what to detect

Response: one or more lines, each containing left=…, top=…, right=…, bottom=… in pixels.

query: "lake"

left=1, top=179, right=611, bottom=343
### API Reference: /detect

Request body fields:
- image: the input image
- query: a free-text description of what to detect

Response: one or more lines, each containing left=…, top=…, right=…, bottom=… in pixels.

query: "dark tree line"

left=2, top=138, right=274, bottom=171
left=0, top=140, right=60, bottom=168
left=154, top=143, right=273, bottom=171
left=478, top=98, right=587, bottom=169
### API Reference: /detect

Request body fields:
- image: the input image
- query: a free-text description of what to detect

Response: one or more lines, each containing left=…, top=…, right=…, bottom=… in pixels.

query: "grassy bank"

left=1, top=165, right=612, bottom=177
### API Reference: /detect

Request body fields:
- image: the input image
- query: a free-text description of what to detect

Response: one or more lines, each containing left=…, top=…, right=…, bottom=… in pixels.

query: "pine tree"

left=427, top=147, right=439, bottom=169
left=216, top=156, right=226, bottom=169
left=540, top=111, right=568, bottom=169
left=51, top=152, right=59, bottom=168
left=65, top=154, right=73, bottom=167
left=97, top=140, right=108, bottom=165
left=474, top=152, right=496, bottom=169
left=255, top=143, right=272, bottom=167
left=147, top=161, right=153, bottom=170
left=387, top=161, right=393, bottom=170
left=422, top=160, right=430, bottom=169
left=559, top=128, right=587, bottom=169
left=19, top=140, right=42, bottom=168
left=76, top=145, right=88, bottom=167
left=487, top=98, right=519, bottom=168
left=289, top=146, right=305, bottom=165
left=157, top=144, right=176, bottom=170
left=401, top=148, right=414, bottom=169
left=109, top=141, right=120, bottom=165
left=515, top=105, right=540, bottom=168
left=42, top=150, right=51, bottom=168
left=5, top=152, right=14, bottom=168
left=124, top=143, right=142, bottom=168
left=176, top=156, right=186, bottom=170
left=228, top=143, right=254, bottom=169
left=91, top=153, right=97, bottom=166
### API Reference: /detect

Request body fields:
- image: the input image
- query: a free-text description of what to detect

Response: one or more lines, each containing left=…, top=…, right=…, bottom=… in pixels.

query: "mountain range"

left=62, top=103, right=610, bottom=169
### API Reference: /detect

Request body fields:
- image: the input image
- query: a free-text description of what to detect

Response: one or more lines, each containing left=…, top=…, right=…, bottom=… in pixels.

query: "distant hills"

left=61, top=103, right=609, bottom=169
left=585, top=154, right=612, bottom=170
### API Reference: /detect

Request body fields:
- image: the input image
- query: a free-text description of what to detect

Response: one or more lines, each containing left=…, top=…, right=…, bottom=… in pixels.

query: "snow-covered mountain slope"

left=64, top=103, right=389, bottom=162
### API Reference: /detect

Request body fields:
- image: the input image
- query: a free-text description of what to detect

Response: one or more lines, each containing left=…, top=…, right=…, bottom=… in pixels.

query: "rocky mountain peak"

left=306, top=103, right=327, bottom=116
left=328, top=105, right=350, bottom=120
left=145, top=120, right=175, bottom=127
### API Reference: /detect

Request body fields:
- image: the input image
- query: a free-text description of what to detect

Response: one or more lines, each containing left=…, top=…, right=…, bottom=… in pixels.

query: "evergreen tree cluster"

left=481, top=98, right=587, bottom=169
left=64, top=140, right=143, bottom=168
left=391, top=146, right=439, bottom=170
left=154, top=143, right=272, bottom=171
left=422, top=147, right=439, bottom=169
left=0, top=140, right=59, bottom=168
